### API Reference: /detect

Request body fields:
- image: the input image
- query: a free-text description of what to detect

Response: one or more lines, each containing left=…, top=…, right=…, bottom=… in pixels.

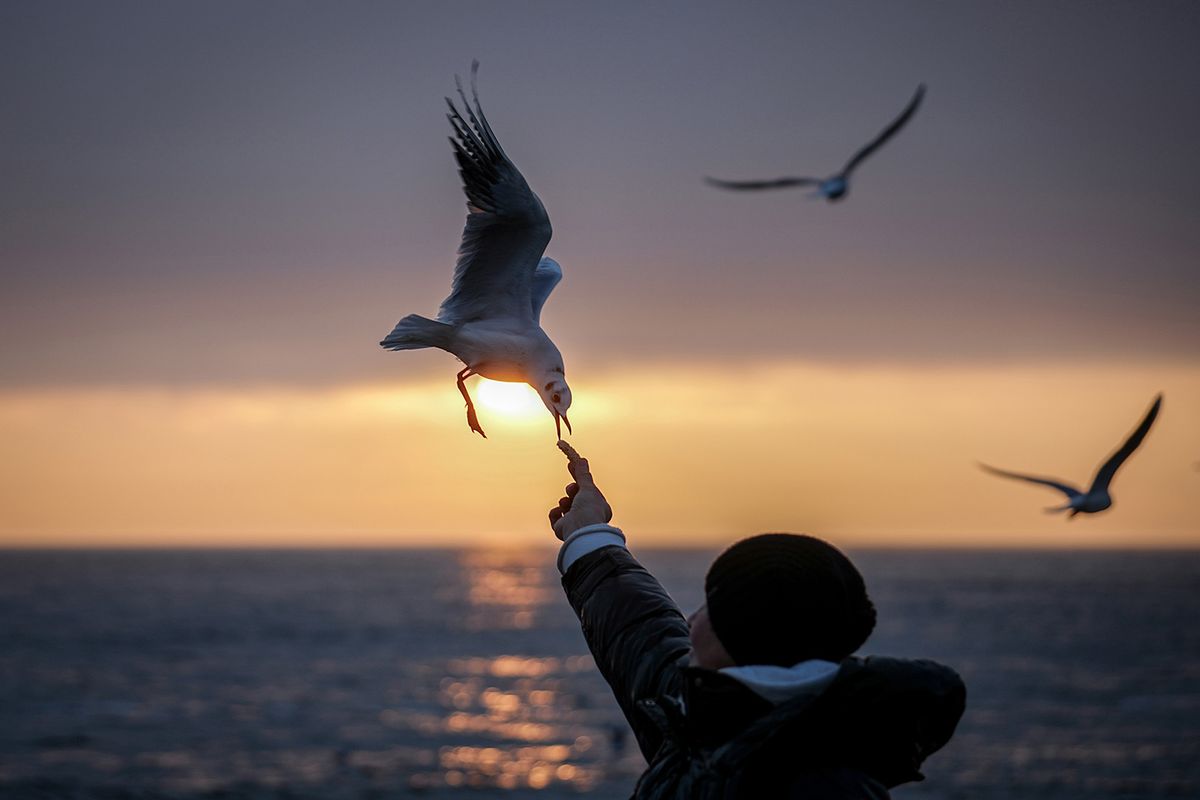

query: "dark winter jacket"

left=563, top=545, right=966, bottom=799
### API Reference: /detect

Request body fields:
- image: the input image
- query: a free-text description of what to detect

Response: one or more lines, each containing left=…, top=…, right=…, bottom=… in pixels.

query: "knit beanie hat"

left=704, top=533, right=876, bottom=667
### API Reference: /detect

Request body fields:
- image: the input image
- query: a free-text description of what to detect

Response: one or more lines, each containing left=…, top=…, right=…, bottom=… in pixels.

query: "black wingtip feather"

left=440, top=63, right=533, bottom=220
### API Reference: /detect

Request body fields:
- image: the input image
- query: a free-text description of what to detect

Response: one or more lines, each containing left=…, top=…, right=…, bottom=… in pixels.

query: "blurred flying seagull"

left=379, top=62, right=571, bottom=439
left=705, top=84, right=925, bottom=202
left=979, top=394, right=1163, bottom=517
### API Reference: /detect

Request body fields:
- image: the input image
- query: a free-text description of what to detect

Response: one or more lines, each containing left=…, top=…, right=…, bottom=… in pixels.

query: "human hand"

left=549, top=441, right=613, bottom=541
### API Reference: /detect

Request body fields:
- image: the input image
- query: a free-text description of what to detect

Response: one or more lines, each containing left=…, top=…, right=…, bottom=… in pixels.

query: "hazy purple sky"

left=3, top=0, right=1198, bottom=388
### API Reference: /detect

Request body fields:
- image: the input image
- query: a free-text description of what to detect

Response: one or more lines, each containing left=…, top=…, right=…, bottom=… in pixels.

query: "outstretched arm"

left=551, top=442, right=692, bottom=762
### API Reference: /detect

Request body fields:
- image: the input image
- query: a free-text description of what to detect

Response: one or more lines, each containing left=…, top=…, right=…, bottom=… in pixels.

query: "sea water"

left=1, top=548, right=1197, bottom=798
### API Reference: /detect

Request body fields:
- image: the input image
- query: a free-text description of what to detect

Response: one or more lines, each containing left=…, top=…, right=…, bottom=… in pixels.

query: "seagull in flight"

left=380, top=63, right=571, bottom=439
left=705, top=84, right=925, bottom=202
left=979, top=394, right=1163, bottom=517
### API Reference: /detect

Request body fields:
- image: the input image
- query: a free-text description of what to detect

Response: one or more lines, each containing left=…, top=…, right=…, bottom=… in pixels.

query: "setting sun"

left=475, top=379, right=545, bottom=420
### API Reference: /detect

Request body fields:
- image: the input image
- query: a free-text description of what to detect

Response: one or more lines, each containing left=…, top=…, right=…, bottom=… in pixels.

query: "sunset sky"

left=3, top=1, right=1198, bottom=547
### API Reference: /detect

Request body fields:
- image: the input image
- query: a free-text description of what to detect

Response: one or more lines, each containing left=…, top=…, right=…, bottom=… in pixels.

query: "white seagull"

left=380, top=63, right=571, bottom=439
left=705, top=84, right=925, bottom=202
left=980, top=394, right=1163, bottom=517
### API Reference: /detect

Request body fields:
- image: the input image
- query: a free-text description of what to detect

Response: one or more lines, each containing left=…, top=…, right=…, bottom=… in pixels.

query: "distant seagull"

left=979, top=394, right=1163, bottom=517
left=380, top=63, right=571, bottom=439
left=705, top=84, right=926, bottom=202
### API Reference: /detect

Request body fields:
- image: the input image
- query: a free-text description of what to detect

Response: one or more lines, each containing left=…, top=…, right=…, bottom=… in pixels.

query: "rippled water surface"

left=1, top=548, right=1198, bottom=798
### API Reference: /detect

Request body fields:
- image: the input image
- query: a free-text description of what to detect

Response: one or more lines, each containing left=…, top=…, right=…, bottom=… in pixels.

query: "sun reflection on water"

left=460, top=549, right=554, bottom=631
left=438, top=743, right=599, bottom=790
left=381, top=650, right=621, bottom=791
left=374, top=550, right=639, bottom=791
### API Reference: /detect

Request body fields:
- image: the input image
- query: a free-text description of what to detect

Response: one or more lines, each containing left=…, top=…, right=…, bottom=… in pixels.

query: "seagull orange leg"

left=456, top=367, right=486, bottom=438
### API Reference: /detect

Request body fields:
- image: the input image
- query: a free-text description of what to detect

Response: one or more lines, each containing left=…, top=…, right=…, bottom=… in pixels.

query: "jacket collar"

left=718, top=659, right=840, bottom=704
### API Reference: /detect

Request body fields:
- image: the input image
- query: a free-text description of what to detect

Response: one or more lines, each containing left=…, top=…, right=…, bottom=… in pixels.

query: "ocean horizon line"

left=2, top=542, right=1199, bottom=553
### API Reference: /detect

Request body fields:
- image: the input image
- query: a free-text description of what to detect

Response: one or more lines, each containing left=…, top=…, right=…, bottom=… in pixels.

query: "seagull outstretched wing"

left=704, top=176, right=819, bottom=191
left=1088, top=394, right=1163, bottom=493
left=841, top=84, right=925, bottom=176
left=437, top=62, right=552, bottom=325
left=979, top=463, right=1082, bottom=499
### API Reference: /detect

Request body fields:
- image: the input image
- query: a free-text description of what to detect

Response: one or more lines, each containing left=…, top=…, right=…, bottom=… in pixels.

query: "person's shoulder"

left=804, top=655, right=966, bottom=788
left=709, top=655, right=965, bottom=792
left=833, top=655, right=966, bottom=704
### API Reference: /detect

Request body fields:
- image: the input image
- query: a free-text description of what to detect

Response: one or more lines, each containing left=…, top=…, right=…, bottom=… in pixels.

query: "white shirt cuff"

left=557, top=524, right=627, bottom=574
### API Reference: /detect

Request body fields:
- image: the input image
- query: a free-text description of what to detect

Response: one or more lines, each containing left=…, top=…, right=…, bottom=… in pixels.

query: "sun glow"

left=475, top=379, right=544, bottom=419
left=1, top=362, right=1198, bottom=547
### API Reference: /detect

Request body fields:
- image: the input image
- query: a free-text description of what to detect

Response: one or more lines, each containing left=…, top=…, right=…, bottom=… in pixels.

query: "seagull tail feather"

left=380, top=314, right=454, bottom=351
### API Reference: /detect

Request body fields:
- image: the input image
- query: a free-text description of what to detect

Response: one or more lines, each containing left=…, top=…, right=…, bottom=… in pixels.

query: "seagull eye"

left=552, top=393, right=561, bottom=404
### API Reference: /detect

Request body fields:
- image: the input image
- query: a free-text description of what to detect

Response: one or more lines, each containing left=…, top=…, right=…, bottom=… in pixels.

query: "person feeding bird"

left=380, top=62, right=572, bottom=439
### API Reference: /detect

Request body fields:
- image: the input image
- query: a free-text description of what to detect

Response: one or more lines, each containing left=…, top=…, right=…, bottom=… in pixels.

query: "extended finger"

left=558, top=441, right=595, bottom=485
left=567, top=457, right=594, bottom=487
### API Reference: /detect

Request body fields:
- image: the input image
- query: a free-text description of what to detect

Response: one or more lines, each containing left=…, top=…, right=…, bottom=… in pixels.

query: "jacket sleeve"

left=561, top=546, right=693, bottom=762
